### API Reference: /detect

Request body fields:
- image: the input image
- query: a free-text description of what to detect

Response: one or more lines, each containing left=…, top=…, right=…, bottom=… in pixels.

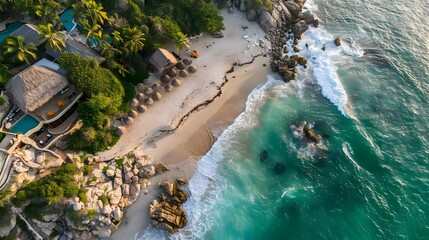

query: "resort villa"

left=0, top=18, right=105, bottom=189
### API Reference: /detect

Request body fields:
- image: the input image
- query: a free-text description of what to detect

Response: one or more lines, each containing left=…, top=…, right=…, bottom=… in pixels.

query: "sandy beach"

left=107, top=9, right=271, bottom=240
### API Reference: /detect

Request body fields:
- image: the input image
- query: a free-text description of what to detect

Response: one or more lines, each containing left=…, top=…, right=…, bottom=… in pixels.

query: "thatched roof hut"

left=160, top=75, right=171, bottom=83
left=130, top=98, right=139, bottom=107
left=137, top=83, right=145, bottom=92
left=128, top=110, right=138, bottom=118
left=176, top=62, right=185, bottom=70
left=137, top=93, right=145, bottom=101
left=137, top=105, right=147, bottom=113
left=149, top=48, right=178, bottom=74
left=183, top=58, right=192, bottom=65
left=115, top=126, right=126, bottom=136
left=188, top=65, right=197, bottom=73
left=164, top=84, right=174, bottom=92
left=124, top=117, right=134, bottom=126
left=179, top=70, right=188, bottom=78
left=143, top=88, right=154, bottom=95
left=152, top=92, right=162, bottom=101
left=172, top=79, right=182, bottom=87
left=11, top=24, right=44, bottom=46
left=152, top=83, right=161, bottom=91
left=167, top=68, right=177, bottom=77
left=144, top=97, right=154, bottom=106
left=6, top=65, right=68, bottom=112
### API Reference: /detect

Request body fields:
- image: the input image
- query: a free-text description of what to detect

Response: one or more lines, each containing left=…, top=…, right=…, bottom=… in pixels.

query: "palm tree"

left=99, top=41, right=121, bottom=59
left=3, top=36, right=37, bottom=64
left=73, top=0, right=108, bottom=26
left=34, top=0, right=61, bottom=24
left=174, top=33, right=190, bottom=54
left=122, top=26, right=145, bottom=54
left=38, top=23, right=65, bottom=52
left=0, top=0, right=13, bottom=12
left=80, top=19, right=102, bottom=46
left=111, top=30, right=123, bottom=45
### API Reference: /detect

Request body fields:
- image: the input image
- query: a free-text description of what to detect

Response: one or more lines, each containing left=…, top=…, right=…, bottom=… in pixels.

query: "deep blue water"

left=142, top=0, right=429, bottom=239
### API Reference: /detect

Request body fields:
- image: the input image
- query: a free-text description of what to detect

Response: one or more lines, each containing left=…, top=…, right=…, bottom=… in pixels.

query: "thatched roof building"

left=46, top=36, right=105, bottom=63
left=11, top=24, right=44, bottom=46
left=149, top=48, right=177, bottom=74
left=6, top=65, right=68, bottom=112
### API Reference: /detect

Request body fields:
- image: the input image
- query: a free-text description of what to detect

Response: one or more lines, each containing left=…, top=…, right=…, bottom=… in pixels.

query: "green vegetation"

left=0, top=96, right=5, bottom=106
left=98, top=194, right=110, bottom=205
left=78, top=189, right=88, bottom=203
left=0, top=63, right=11, bottom=85
left=0, top=189, right=12, bottom=207
left=12, top=163, right=80, bottom=205
left=2, top=36, right=37, bottom=64
left=87, top=209, right=97, bottom=219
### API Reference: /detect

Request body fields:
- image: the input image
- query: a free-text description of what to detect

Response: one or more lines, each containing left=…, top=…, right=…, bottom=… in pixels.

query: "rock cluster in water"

left=149, top=180, right=188, bottom=233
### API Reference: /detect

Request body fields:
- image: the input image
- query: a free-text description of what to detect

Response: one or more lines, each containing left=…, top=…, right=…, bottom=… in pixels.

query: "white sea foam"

left=139, top=76, right=287, bottom=240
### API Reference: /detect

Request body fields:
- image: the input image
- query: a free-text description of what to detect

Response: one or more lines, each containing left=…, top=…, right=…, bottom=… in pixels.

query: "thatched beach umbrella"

left=152, top=92, right=163, bottom=101
left=179, top=70, right=188, bottom=78
left=144, top=88, right=154, bottom=95
left=137, top=83, right=145, bottom=92
left=188, top=65, right=197, bottom=73
left=128, top=110, right=138, bottom=118
left=137, top=105, right=147, bottom=113
left=160, top=75, right=171, bottom=83
left=176, top=62, right=185, bottom=70
left=115, top=126, right=126, bottom=136
left=172, top=79, right=182, bottom=87
left=152, top=83, right=161, bottom=91
left=167, top=68, right=177, bottom=77
left=144, top=97, right=154, bottom=106
left=183, top=58, right=192, bottom=65
left=124, top=117, right=134, bottom=126
left=137, top=93, right=145, bottom=101
left=164, top=84, right=174, bottom=92
left=130, top=98, right=139, bottom=107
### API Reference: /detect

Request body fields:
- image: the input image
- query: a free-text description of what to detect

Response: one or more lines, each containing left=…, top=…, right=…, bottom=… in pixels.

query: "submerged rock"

left=259, top=149, right=269, bottom=163
left=334, top=38, right=341, bottom=46
left=303, top=125, right=320, bottom=144
left=273, top=162, right=287, bottom=175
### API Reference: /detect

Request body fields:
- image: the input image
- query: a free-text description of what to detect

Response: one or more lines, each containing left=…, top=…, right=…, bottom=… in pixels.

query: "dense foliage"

left=13, top=164, right=80, bottom=204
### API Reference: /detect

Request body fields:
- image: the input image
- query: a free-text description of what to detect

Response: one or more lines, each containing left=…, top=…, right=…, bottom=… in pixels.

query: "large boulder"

left=279, top=2, right=293, bottom=22
left=303, top=125, right=320, bottom=143
left=259, top=11, right=277, bottom=33
left=284, top=1, right=301, bottom=17
left=334, top=38, right=341, bottom=46
left=113, top=207, right=122, bottom=222
left=157, top=181, right=176, bottom=197
left=293, top=20, right=308, bottom=38
left=149, top=201, right=188, bottom=233
left=155, top=163, right=169, bottom=174
left=302, top=10, right=315, bottom=25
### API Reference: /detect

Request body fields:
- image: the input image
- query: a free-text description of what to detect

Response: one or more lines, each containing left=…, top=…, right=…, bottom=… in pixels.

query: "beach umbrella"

left=137, top=93, right=145, bottom=101
left=183, top=58, right=192, bottom=65
left=137, top=105, right=147, bottom=113
left=137, top=83, right=145, bottom=92
left=164, top=84, right=174, bottom=92
left=143, top=88, right=154, bottom=95
left=179, top=70, right=188, bottom=78
left=124, top=117, right=134, bottom=126
left=152, top=83, right=162, bottom=91
left=128, top=110, right=138, bottom=118
left=57, top=101, right=64, bottom=107
left=160, top=75, right=171, bottom=83
left=152, top=92, right=163, bottom=101
left=130, top=98, right=139, bottom=107
left=172, top=79, right=182, bottom=87
left=144, top=97, right=154, bottom=106
left=115, top=126, right=126, bottom=136
left=176, top=62, right=185, bottom=70
left=167, top=68, right=177, bottom=77
left=188, top=65, right=197, bottom=73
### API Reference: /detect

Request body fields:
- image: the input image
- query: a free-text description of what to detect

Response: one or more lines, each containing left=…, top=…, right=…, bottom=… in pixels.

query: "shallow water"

left=141, top=0, right=429, bottom=239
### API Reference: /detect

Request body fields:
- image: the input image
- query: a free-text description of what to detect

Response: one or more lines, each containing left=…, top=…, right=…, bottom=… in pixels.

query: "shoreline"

left=109, top=10, right=271, bottom=240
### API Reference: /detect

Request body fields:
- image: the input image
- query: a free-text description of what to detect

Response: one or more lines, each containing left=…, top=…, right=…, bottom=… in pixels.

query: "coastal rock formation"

left=150, top=181, right=188, bottom=233
left=334, top=37, right=341, bottom=46
left=303, top=125, right=320, bottom=143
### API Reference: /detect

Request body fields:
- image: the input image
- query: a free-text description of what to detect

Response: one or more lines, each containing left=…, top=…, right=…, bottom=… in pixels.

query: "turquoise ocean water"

left=142, top=0, right=429, bottom=239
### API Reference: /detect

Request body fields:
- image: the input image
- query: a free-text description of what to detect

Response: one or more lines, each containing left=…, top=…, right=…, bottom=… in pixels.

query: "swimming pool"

left=9, top=115, right=39, bottom=134
left=0, top=21, right=24, bottom=43
left=59, top=8, right=77, bottom=32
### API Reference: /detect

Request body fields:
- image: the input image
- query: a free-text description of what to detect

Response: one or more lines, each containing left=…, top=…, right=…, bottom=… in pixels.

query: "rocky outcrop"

left=334, top=37, right=341, bottom=46
left=303, top=125, right=320, bottom=143
left=150, top=181, right=188, bottom=233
